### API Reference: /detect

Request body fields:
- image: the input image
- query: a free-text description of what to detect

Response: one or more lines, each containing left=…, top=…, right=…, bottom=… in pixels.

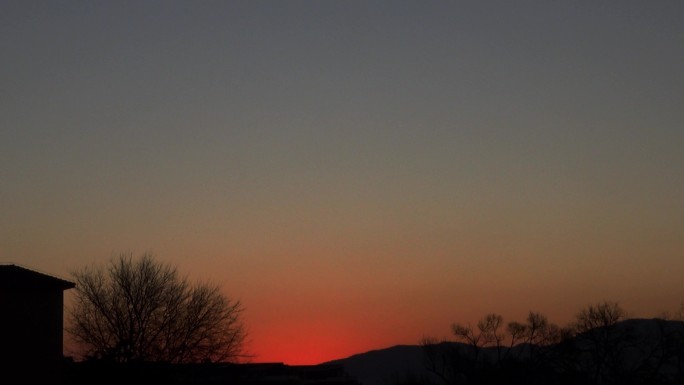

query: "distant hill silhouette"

left=326, top=345, right=429, bottom=385
left=326, top=318, right=684, bottom=385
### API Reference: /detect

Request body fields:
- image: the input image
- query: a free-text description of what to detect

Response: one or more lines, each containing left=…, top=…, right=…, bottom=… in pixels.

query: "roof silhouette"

left=0, top=264, right=75, bottom=290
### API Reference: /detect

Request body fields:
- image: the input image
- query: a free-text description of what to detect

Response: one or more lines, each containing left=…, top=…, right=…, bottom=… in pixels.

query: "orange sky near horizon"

left=3, top=1, right=684, bottom=365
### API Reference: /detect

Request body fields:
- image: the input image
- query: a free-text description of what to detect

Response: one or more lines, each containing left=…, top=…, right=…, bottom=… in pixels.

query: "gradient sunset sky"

left=2, top=1, right=683, bottom=364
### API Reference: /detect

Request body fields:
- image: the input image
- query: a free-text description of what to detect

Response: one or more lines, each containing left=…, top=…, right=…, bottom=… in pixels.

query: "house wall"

left=0, top=288, right=66, bottom=384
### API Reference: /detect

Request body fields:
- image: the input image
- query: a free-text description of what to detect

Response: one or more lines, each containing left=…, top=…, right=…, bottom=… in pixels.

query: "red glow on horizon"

left=247, top=325, right=373, bottom=365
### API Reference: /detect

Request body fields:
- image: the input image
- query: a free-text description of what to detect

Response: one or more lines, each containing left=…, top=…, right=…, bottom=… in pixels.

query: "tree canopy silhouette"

left=68, top=253, right=245, bottom=363
left=419, top=301, right=684, bottom=385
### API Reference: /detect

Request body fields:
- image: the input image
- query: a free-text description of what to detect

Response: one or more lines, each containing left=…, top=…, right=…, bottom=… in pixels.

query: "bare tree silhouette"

left=68, top=253, right=246, bottom=363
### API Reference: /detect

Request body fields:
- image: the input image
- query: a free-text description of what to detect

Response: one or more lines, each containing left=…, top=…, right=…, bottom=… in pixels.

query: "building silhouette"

left=0, top=264, right=75, bottom=385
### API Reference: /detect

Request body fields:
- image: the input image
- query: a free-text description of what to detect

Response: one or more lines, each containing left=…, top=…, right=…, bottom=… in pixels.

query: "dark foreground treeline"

left=410, top=302, right=684, bottom=385
left=64, top=361, right=359, bottom=385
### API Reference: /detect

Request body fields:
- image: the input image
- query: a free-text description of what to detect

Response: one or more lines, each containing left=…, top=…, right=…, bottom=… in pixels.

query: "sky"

left=1, top=1, right=683, bottom=365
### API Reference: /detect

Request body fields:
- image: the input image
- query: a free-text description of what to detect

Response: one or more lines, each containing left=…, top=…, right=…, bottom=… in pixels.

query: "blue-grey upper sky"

left=2, top=1, right=683, bottom=364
